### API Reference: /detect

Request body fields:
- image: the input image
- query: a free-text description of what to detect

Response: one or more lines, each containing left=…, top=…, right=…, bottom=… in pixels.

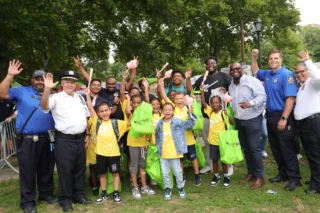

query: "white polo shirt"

left=45, top=91, right=90, bottom=134
left=294, top=60, right=320, bottom=120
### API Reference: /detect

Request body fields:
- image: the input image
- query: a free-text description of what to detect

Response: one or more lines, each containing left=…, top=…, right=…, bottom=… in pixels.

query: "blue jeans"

left=160, top=158, right=184, bottom=189
left=236, top=115, right=264, bottom=178
left=260, top=116, right=268, bottom=152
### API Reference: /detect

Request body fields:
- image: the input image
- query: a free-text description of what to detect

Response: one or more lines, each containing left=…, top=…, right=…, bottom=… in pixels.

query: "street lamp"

left=253, top=18, right=263, bottom=68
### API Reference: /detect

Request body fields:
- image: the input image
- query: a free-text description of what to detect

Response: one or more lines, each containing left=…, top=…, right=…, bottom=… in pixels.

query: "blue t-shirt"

left=8, top=86, right=55, bottom=134
left=257, top=67, right=297, bottom=113
left=165, top=84, right=187, bottom=95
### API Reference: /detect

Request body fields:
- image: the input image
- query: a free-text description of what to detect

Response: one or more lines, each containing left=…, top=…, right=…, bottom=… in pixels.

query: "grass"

left=0, top=149, right=320, bottom=213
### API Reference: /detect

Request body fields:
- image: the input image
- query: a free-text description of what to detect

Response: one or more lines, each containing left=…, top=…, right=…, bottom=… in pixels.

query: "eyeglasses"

left=295, top=70, right=305, bottom=75
left=230, top=67, right=242, bottom=71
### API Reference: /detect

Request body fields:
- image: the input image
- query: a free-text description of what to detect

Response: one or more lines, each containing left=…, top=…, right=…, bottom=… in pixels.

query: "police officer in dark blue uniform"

left=0, top=61, right=56, bottom=213
left=251, top=49, right=301, bottom=191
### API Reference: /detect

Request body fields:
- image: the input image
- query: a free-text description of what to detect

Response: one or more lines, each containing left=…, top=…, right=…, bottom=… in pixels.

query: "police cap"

left=59, top=70, right=79, bottom=81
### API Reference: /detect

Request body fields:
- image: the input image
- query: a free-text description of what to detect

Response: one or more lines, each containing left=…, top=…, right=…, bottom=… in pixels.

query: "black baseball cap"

left=32, top=70, right=46, bottom=78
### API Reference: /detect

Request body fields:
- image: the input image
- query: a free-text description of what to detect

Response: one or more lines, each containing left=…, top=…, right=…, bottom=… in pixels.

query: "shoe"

left=269, top=175, right=288, bottom=183
left=305, top=189, right=320, bottom=194
left=132, top=188, right=141, bottom=199
left=150, top=179, right=158, bottom=186
left=297, top=154, right=303, bottom=160
left=60, top=204, right=73, bottom=212
left=250, top=178, right=265, bottom=189
left=96, top=193, right=108, bottom=203
left=305, top=180, right=310, bottom=185
left=23, top=206, right=37, bottom=213
left=92, top=187, right=99, bottom=196
left=240, top=174, right=253, bottom=183
left=227, top=164, right=234, bottom=176
left=210, top=175, right=220, bottom=186
left=262, top=151, right=268, bottom=158
left=200, top=166, right=213, bottom=174
left=73, top=197, right=92, bottom=204
left=223, top=176, right=230, bottom=188
left=141, top=185, right=156, bottom=195
left=285, top=181, right=301, bottom=191
left=178, top=187, right=186, bottom=199
left=38, top=196, right=58, bottom=204
left=113, top=192, right=121, bottom=203
left=194, top=176, right=201, bottom=186
left=164, top=188, right=172, bottom=200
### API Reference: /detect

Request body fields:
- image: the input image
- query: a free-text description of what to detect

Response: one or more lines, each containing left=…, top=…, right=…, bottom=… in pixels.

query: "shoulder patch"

left=287, top=76, right=294, bottom=85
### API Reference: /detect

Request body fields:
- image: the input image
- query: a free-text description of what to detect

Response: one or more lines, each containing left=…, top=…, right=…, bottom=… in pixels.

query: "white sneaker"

left=297, top=154, right=303, bottom=160
left=150, top=179, right=158, bottom=186
left=132, top=188, right=141, bottom=199
left=227, top=164, right=234, bottom=176
left=200, top=166, right=213, bottom=174
left=141, top=185, right=156, bottom=195
left=262, top=151, right=268, bottom=158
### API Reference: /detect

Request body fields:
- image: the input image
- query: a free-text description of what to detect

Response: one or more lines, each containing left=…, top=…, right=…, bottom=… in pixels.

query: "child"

left=200, top=85, right=234, bottom=187
left=119, top=73, right=155, bottom=199
left=155, top=102, right=197, bottom=200
left=85, top=89, right=129, bottom=203
left=159, top=79, right=201, bottom=186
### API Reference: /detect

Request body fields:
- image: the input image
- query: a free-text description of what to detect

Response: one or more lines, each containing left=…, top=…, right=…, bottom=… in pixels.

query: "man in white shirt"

left=294, top=51, right=320, bottom=194
left=40, top=71, right=92, bottom=212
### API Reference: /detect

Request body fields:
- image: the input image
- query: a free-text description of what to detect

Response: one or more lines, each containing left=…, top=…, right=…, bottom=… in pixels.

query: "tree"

left=300, top=25, right=320, bottom=62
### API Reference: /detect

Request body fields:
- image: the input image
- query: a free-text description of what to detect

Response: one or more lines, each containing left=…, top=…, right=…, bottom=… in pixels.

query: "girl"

left=159, top=79, right=201, bottom=186
left=155, top=102, right=197, bottom=200
left=85, top=89, right=129, bottom=203
left=200, top=85, right=234, bottom=188
left=119, top=72, right=155, bottom=199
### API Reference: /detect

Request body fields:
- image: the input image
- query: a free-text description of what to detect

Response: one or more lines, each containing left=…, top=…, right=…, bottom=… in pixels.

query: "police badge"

left=288, top=76, right=294, bottom=85
left=273, top=78, right=278, bottom=84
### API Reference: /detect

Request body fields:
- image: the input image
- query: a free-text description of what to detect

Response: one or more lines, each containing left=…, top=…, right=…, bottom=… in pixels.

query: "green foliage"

left=300, top=25, right=320, bottom=62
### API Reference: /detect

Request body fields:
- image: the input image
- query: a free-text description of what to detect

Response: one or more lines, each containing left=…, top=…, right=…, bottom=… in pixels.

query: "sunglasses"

left=230, top=67, right=242, bottom=71
left=295, top=70, right=305, bottom=75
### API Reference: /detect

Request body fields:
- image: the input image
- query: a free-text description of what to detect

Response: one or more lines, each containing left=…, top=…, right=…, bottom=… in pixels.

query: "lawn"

left=0, top=149, right=319, bottom=213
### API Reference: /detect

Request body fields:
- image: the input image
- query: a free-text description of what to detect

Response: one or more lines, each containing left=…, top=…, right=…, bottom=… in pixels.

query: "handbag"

left=129, top=102, right=153, bottom=138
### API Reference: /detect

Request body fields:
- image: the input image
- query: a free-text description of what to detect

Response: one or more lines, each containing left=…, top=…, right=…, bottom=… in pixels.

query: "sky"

left=295, top=0, right=320, bottom=25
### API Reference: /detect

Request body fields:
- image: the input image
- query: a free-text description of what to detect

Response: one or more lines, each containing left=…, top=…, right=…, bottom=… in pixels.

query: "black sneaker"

left=92, top=188, right=99, bottom=196
left=223, top=176, right=230, bottom=188
left=96, top=193, right=108, bottom=203
left=194, top=176, right=201, bottom=186
left=113, top=192, right=121, bottom=203
left=210, top=175, right=220, bottom=186
left=164, top=188, right=172, bottom=200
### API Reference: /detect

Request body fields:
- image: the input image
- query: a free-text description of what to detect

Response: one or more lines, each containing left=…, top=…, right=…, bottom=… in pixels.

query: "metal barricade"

left=0, top=120, right=19, bottom=173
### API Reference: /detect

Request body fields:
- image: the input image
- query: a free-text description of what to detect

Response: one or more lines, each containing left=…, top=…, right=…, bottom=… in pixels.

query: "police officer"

left=251, top=49, right=301, bottom=191
left=40, top=71, right=92, bottom=212
left=0, top=60, right=56, bottom=213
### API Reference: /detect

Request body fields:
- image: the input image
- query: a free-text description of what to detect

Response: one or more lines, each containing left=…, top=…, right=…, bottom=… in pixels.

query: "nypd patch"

left=288, top=76, right=294, bottom=85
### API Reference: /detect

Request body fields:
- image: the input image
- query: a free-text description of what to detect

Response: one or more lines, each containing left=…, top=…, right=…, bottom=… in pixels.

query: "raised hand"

left=185, top=67, right=192, bottom=79
left=122, top=70, right=129, bottom=79
left=142, top=78, right=149, bottom=88
left=200, top=84, right=205, bottom=91
left=84, top=88, right=90, bottom=96
left=156, top=68, right=161, bottom=79
left=8, top=60, right=23, bottom=77
left=298, top=51, right=310, bottom=62
left=219, top=87, right=227, bottom=94
left=43, top=73, right=59, bottom=89
left=252, top=49, right=259, bottom=57
left=133, top=56, right=139, bottom=68
left=73, top=55, right=82, bottom=68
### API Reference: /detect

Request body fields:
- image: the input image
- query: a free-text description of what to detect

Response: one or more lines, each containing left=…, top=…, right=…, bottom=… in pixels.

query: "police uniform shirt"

left=294, top=60, right=320, bottom=120
left=257, top=67, right=297, bottom=113
left=8, top=86, right=54, bottom=134
left=45, top=91, right=90, bottom=134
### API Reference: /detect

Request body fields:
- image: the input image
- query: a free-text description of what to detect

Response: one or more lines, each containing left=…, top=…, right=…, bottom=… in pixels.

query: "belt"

left=297, top=113, right=320, bottom=123
left=23, top=134, right=49, bottom=138
left=55, top=131, right=85, bottom=140
left=266, top=112, right=283, bottom=117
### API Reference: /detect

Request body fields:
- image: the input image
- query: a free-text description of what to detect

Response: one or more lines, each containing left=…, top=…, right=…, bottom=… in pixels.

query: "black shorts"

left=96, top=155, right=121, bottom=175
left=210, top=144, right=220, bottom=161
left=184, top=144, right=197, bottom=161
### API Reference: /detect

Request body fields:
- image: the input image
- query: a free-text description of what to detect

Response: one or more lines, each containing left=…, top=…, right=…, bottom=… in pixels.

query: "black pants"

left=267, top=114, right=301, bottom=183
left=296, top=114, right=320, bottom=190
left=17, top=137, right=55, bottom=209
left=55, top=134, right=86, bottom=206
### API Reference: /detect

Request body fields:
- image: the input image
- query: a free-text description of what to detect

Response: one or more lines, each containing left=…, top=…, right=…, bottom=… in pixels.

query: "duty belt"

left=55, top=131, right=85, bottom=140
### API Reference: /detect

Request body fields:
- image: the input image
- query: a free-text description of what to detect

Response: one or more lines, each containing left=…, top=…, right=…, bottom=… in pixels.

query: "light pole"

left=253, top=18, right=263, bottom=68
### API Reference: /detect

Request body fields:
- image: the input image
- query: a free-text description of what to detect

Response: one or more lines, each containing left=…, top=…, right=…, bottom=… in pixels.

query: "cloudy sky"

left=295, top=0, right=320, bottom=25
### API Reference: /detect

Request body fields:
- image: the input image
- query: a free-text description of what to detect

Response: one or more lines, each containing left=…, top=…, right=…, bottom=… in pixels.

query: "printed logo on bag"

left=226, top=141, right=240, bottom=146
left=111, top=164, right=117, bottom=171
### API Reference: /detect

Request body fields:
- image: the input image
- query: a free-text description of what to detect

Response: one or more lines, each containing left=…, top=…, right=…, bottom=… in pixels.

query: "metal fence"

left=0, top=120, right=19, bottom=173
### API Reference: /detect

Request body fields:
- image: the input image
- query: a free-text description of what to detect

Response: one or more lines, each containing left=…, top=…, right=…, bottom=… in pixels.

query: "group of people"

left=0, top=48, right=319, bottom=213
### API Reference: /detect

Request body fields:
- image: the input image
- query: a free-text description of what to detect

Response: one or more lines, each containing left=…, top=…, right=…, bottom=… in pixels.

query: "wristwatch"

left=281, top=116, right=287, bottom=120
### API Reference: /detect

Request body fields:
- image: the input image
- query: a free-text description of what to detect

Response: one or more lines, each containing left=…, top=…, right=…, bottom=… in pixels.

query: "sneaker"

left=194, top=176, right=201, bottom=186
left=141, top=185, right=156, bottom=195
left=92, top=187, right=99, bottom=196
left=178, top=187, right=186, bottom=199
left=297, top=154, right=303, bottom=160
left=262, top=151, right=268, bottom=158
left=96, top=193, right=108, bottom=203
left=210, top=175, right=220, bottom=186
left=132, top=188, right=141, bottom=199
left=227, top=164, right=234, bottom=176
left=223, top=176, right=230, bottom=188
left=200, top=166, right=213, bottom=174
left=150, top=179, right=158, bottom=186
left=164, top=188, right=172, bottom=200
left=113, top=192, right=121, bottom=203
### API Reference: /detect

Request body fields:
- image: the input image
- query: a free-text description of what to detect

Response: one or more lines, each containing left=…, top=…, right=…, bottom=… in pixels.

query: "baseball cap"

left=32, top=70, right=46, bottom=78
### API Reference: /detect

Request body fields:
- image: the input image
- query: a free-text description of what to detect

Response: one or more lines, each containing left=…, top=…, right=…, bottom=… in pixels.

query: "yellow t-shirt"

left=173, top=104, right=195, bottom=146
left=120, top=99, right=130, bottom=120
left=161, top=122, right=183, bottom=159
left=90, top=114, right=129, bottom=156
left=86, top=118, right=96, bottom=164
left=151, top=113, right=163, bottom=145
left=204, top=106, right=226, bottom=145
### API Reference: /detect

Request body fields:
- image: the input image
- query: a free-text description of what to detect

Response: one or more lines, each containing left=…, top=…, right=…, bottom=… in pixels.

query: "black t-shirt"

left=0, top=101, right=15, bottom=122
left=99, top=88, right=124, bottom=120
left=82, top=94, right=111, bottom=109
left=193, top=72, right=231, bottom=118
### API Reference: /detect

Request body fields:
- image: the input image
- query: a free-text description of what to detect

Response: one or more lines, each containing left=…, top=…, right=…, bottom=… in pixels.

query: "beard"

left=32, top=84, right=44, bottom=92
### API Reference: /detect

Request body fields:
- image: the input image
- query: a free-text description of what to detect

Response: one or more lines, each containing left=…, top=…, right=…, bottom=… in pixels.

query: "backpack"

left=96, top=118, right=121, bottom=146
